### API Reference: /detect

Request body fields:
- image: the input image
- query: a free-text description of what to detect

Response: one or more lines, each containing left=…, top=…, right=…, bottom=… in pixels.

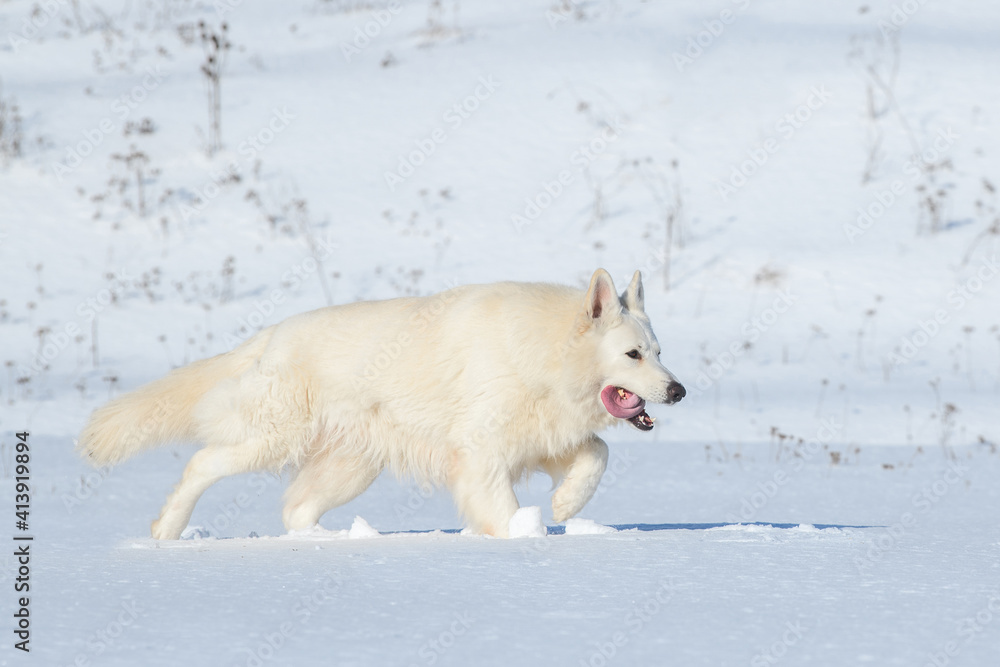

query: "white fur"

left=78, top=268, right=682, bottom=539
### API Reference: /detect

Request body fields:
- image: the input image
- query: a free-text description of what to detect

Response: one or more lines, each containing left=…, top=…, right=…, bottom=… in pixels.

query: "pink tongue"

left=601, top=385, right=646, bottom=419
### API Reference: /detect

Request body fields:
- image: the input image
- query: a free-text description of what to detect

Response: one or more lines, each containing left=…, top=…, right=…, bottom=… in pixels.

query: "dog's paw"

left=551, top=491, right=583, bottom=524
left=150, top=517, right=182, bottom=540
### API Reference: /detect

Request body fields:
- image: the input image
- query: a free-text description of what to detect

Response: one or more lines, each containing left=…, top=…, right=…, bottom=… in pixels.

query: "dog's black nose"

left=667, top=382, right=686, bottom=403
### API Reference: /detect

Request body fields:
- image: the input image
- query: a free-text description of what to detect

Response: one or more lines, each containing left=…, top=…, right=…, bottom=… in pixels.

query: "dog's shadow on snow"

left=164, top=521, right=880, bottom=544
left=585, top=522, right=877, bottom=533
left=391, top=521, right=877, bottom=536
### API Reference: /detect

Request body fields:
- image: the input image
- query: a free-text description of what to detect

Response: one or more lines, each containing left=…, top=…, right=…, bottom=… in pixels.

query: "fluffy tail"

left=77, top=332, right=271, bottom=466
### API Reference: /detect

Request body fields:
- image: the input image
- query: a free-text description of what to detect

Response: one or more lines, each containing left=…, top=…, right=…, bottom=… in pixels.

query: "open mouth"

left=600, top=385, right=655, bottom=431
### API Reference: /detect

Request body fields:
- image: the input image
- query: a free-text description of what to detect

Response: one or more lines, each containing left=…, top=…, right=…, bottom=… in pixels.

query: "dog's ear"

left=584, top=269, right=621, bottom=322
left=621, top=270, right=644, bottom=312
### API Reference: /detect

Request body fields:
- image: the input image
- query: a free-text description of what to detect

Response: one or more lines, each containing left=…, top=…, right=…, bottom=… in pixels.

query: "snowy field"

left=1, top=0, right=999, bottom=664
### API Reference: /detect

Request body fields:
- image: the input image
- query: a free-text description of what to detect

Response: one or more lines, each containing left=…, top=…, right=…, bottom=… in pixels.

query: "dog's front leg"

left=549, top=435, right=609, bottom=523
left=448, top=449, right=519, bottom=538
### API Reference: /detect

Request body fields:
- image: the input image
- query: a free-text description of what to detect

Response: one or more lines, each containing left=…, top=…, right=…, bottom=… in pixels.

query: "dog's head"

left=582, top=268, right=685, bottom=431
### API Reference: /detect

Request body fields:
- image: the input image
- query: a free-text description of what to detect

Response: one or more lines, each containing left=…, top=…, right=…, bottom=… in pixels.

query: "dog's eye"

left=626, top=349, right=641, bottom=360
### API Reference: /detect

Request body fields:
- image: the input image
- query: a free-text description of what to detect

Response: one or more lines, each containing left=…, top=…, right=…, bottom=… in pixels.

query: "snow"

left=179, top=525, right=214, bottom=541
left=7, top=437, right=1000, bottom=666
left=347, top=515, right=381, bottom=539
left=508, top=506, right=546, bottom=538
left=564, top=517, right=616, bottom=535
left=1, top=0, right=999, bottom=664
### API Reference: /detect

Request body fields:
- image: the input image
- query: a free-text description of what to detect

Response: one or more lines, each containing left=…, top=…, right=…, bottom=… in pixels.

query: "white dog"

left=79, top=268, right=685, bottom=538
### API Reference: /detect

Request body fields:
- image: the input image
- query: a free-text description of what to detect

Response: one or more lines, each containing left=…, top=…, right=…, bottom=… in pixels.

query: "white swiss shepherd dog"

left=79, top=268, right=685, bottom=538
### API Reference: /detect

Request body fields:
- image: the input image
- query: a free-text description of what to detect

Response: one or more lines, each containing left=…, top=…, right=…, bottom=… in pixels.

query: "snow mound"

left=349, top=516, right=381, bottom=539
left=790, top=524, right=820, bottom=533
left=282, top=517, right=380, bottom=540
left=508, top=506, right=546, bottom=538
left=564, top=518, right=616, bottom=535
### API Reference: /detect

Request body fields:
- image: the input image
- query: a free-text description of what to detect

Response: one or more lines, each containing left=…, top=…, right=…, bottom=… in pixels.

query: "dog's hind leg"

left=151, top=446, right=252, bottom=539
left=546, top=435, right=609, bottom=523
left=282, top=449, right=382, bottom=532
left=150, top=351, right=317, bottom=539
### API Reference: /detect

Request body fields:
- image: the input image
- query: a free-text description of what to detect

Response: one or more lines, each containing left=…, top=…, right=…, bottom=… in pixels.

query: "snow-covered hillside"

left=1, top=0, right=998, bottom=664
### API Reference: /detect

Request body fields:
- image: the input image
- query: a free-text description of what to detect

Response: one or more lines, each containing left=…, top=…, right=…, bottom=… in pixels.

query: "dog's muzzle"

left=666, top=382, right=686, bottom=404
